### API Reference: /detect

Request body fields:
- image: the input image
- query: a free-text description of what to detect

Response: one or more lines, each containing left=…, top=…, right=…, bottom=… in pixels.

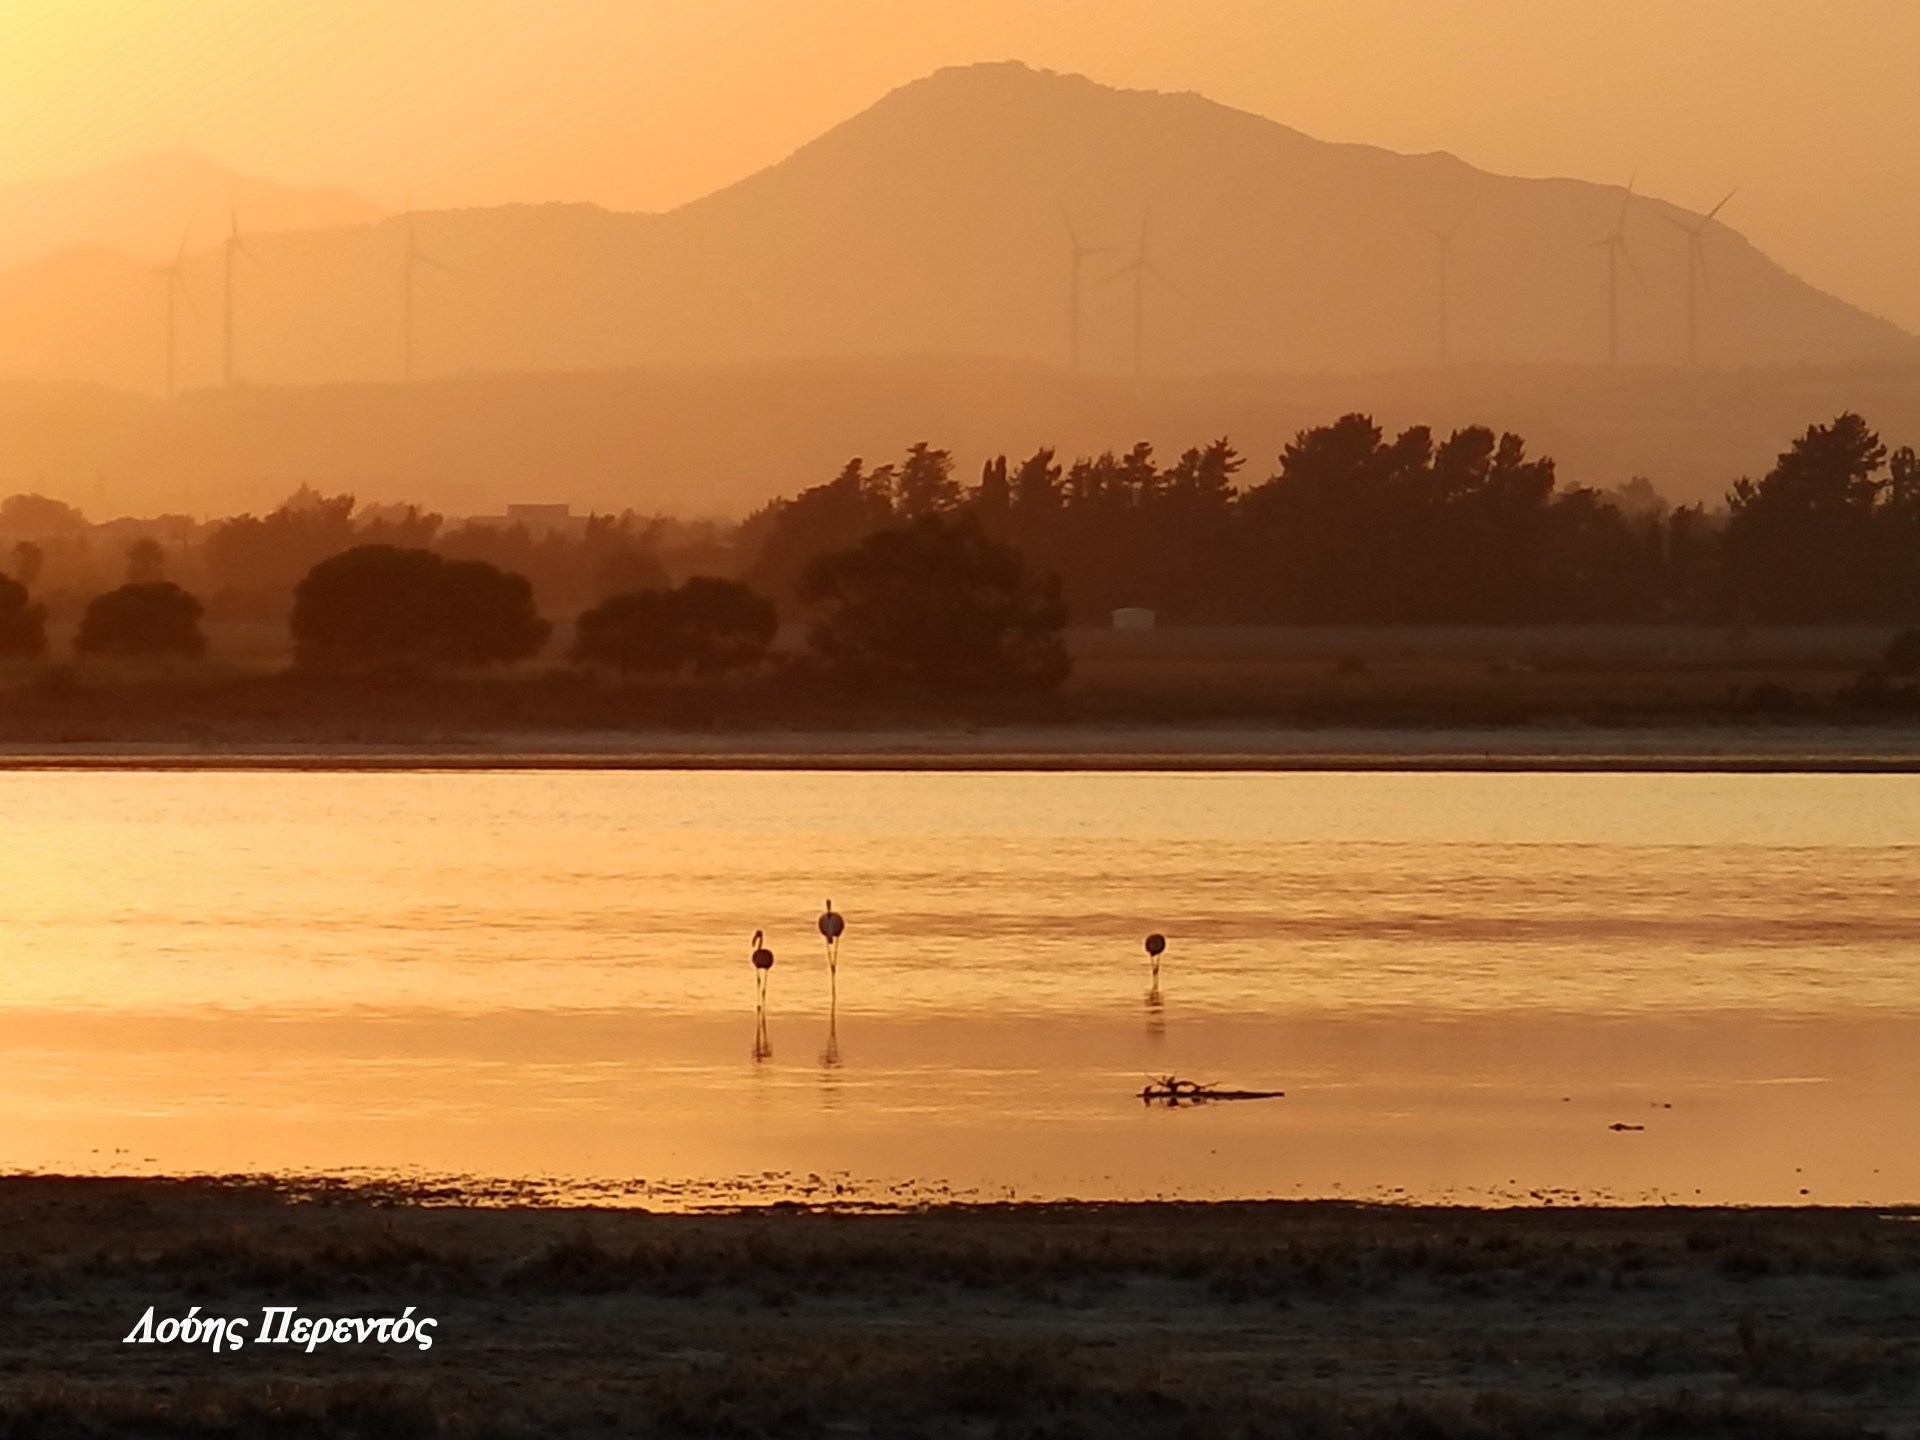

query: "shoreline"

left=7, top=1174, right=1915, bottom=1436
left=4, top=723, right=1920, bottom=771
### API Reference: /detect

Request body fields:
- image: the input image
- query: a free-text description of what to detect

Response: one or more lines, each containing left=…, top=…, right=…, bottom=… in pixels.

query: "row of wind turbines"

left=156, top=176, right=1738, bottom=396
left=153, top=201, right=442, bottom=397
left=1064, top=177, right=1741, bottom=376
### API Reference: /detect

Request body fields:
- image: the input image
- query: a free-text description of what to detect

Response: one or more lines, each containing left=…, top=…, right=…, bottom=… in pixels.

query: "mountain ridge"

left=0, top=62, right=1908, bottom=396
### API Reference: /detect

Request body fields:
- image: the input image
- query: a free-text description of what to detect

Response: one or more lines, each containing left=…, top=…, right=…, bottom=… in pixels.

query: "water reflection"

left=820, top=996, right=841, bottom=1069
left=0, top=769, right=1917, bottom=1204
left=751, top=1011, right=772, bottom=1063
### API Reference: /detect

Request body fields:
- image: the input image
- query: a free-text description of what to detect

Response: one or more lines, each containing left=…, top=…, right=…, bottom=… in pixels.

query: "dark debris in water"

left=1139, top=1075, right=1286, bottom=1106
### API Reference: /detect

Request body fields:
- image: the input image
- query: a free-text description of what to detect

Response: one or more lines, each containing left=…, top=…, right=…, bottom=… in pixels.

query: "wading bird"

left=750, top=929, right=775, bottom=1007
left=818, top=901, right=845, bottom=979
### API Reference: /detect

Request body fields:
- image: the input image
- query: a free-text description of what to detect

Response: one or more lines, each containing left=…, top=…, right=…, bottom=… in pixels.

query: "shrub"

left=572, top=577, right=777, bottom=676
left=74, top=581, right=204, bottom=658
left=0, top=573, right=47, bottom=657
left=291, top=545, right=550, bottom=670
left=800, top=515, right=1068, bottom=691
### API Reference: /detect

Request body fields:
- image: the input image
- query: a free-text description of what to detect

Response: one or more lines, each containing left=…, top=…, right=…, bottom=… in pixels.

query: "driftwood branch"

left=1139, top=1074, right=1285, bottom=1106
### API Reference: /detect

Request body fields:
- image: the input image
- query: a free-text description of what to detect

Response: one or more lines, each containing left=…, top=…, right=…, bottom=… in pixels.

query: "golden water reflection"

left=0, top=771, right=1915, bottom=1205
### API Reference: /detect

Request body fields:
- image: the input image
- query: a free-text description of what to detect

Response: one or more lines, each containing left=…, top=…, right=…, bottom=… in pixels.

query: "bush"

left=74, top=581, right=204, bottom=658
left=800, top=515, right=1068, bottom=691
left=572, top=577, right=777, bottom=676
left=0, top=573, right=47, bottom=657
left=291, top=545, right=550, bottom=670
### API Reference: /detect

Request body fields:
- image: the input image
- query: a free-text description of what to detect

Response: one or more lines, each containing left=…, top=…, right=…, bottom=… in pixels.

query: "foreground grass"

left=1, top=1178, right=1916, bottom=1437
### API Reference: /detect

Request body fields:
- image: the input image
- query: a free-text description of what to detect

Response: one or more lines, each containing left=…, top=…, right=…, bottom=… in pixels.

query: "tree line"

left=2, top=409, right=1918, bottom=687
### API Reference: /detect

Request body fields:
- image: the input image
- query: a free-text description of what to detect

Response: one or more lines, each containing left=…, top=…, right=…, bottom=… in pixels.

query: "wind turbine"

left=1594, top=174, right=1645, bottom=366
left=221, top=203, right=252, bottom=387
left=1417, top=198, right=1476, bottom=366
left=1063, top=213, right=1114, bottom=374
left=400, top=198, right=447, bottom=383
left=155, top=222, right=194, bottom=399
left=1660, top=190, right=1736, bottom=366
left=1108, top=206, right=1181, bottom=383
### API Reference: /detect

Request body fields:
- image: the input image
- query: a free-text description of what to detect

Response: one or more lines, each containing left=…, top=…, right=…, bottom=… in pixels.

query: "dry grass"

left=2, top=1180, right=1917, bottom=1437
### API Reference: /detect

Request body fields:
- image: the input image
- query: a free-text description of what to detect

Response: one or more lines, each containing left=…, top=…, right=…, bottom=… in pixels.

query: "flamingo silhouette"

left=818, top=901, right=845, bottom=975
left=1144, top=932, right=1167, bottom=986
left=751, top=929, right=775, bottom=1007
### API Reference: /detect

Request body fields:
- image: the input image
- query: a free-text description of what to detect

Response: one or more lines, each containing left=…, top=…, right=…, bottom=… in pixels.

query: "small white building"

left=1111, top=607, right=1157, bottom=630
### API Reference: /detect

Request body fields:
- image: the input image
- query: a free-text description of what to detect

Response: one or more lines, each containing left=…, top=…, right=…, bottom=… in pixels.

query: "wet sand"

left=4, top=723, right=1920, bottom=770
left=4, top=1177, right=1915, bottom=1437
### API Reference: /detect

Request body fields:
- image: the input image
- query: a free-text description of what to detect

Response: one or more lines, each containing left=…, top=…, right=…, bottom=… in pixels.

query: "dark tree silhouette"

left=0, top=573, right=47, bottom=657
left=895, top=442, right=961, bottom=519
left=1725, top=413, right=1888, bottom=621
left=742, top=458, right=896, bottom=604
left=801, top=515, right=1068, bottom=691
left=126, top=537, right=166, bottom=584
left=75, top=582, right=205, bottom=658
left=0, top=494, right=87, bottom=536
left=292, top=545, right=550, bottom=669
left=572, top=576, right=777, bottom=676
left=9, top=540, right=44, bottom=591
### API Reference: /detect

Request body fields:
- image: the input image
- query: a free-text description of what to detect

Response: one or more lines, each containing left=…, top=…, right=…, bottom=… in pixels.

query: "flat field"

left=4, top=1179, right=1916, bottom=1437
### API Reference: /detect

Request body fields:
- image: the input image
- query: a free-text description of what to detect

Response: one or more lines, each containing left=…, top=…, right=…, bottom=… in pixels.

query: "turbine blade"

left=1615, top=172, right=1637, bottom=230
left=1622, top=240, right=1649, bottom=295
left=1656, top=212, right=1696, bottom=236
left=1704, top=188, right=1737, bottom=223
left=1062, top=211, right=1081, bottom=250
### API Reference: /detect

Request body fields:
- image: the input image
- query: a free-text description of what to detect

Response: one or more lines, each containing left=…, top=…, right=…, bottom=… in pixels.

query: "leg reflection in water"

left=820, top=994, right=841, bottom=1068
left=753, top=1010, right=773, bottom=1063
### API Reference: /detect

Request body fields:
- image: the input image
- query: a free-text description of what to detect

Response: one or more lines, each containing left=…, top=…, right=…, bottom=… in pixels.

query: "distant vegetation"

left=74, top=582, right=205, bottom=659
left=572, top=577, right=775, bottom=677
left=1, top=412, right=1917, bottom=700
left=800, top=516, right=1068, bottom=692
left=0, top=573, right=46, bottom=657
left=291, top=546, right=551, bottom=671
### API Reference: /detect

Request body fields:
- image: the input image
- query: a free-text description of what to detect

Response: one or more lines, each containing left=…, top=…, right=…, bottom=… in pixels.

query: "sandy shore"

left=4, top=723, right=1920, bottom=771
left=3, top=1176, right=1915, bottom=1437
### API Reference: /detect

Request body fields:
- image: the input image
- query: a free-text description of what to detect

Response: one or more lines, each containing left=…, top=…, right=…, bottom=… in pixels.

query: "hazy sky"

left=4, top=0, right=1917, bottom=329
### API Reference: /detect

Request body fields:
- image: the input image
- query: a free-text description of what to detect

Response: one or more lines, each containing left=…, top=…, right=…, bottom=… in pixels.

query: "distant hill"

left=0, top=64, right=1910, bottom=393
left=0, top=150, right=386, bottom=276
left=4, top=359, right=1917, bottom=521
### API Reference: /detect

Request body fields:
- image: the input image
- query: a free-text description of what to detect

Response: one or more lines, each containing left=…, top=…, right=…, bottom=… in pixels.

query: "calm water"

left=1, top=770, right=1915, bottom=1206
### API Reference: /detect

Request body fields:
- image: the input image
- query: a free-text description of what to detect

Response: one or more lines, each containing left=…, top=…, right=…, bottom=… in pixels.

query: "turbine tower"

left=1417, top=199, right=1475, bottom=366
left=1109, top=206, right=1180, bottom=383
left=155, top=223, right=193, bottom=399
left=1594, top=174, right=1643, bottom=366
left=221, top=203, right=252, bottom=387
left=1660, top=190, right=1736, bottom=366
left=400, top=199, right=446, bottom=383
left=1062, top=213, right=1113, bottom=374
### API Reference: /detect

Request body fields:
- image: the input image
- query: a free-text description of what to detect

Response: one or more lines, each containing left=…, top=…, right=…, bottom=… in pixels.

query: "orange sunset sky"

left=2, top=0, right=1916, bottom=330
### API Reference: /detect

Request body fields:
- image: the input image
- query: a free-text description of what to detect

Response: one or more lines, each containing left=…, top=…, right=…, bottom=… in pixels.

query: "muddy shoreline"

left=4, top=1175, right=1916, bottom=1436
left=4, top=723, right=1920, bottom=771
